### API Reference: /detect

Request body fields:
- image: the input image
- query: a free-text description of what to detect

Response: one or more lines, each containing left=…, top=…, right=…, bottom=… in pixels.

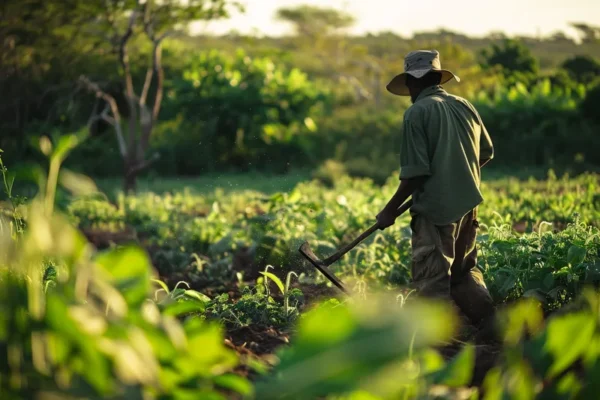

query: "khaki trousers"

left=409, top=208, right=495, bottom=325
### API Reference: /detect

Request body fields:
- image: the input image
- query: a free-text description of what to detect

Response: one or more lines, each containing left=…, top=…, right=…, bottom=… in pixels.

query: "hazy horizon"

left=191, top=0, right=599, bottom=40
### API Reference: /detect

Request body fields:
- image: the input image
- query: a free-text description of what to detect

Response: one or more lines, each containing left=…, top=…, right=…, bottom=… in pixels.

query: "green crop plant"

left=151, top=279, right=211, bottom=315
left=260, top=265, right=303, bottom=321
left=0, top=143, right=252, bottom=399
left=206, top=267, right=304, bottom=330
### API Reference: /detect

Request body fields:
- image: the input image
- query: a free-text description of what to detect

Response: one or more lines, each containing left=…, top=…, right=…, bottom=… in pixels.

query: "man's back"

left=399, top=85, right=494, bottom=225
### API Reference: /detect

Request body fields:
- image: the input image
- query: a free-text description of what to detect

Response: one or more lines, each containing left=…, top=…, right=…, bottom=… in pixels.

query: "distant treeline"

left=1, top=1, right=599, bottom=186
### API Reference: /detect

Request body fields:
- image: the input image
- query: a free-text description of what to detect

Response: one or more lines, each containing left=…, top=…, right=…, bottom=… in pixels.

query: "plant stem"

left=45, top=158, right=60, bottom=215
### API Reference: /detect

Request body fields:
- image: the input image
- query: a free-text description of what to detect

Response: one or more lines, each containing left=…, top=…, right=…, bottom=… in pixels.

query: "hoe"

left=299, top=198, right=413, bottom=294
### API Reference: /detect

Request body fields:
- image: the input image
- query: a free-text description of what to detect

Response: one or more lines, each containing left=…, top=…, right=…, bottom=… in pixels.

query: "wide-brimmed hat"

left=386, top=50, right=460, bottom=96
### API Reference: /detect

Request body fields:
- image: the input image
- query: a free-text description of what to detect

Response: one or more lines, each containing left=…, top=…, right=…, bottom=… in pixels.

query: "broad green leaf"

left=304, top=117, right=317, bottom=132
left=428, top=344, right=474, bottom=387
left=567, top=245, right=586, bottom=266
left=162, top=300, right=207, bottom=316
left=152, top=279, right=170, bottom=293
left=185, top=319, right=238, bottom=372
left=255, top=297, right=455, bottom=400
left=501, top=299, right=544, bottom=345
left=184, top=290, right=211, bottom=303
left=95, top=246, right=152, bottom=308
left=59, top=169, right=98, bottom=196
left=52, top=132, right=85, bottom=163
left=543, top=273, right=555, bottom=290
left=287, top=190, right=302, bottom=203
left=260, top=271, right=285, bottom=294
left=498, top=274, right=517, bottom=296
left=39, top=136, right=53, bottom=156
left=545, top=313, right=595, bottom=378
left=45, top=295, right=113, bottom=395
left=214, top=374, right=254, bottom=396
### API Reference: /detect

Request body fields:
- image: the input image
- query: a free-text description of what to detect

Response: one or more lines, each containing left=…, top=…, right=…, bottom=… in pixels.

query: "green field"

left=72, top=171, right=600, bottom=305
left=3, top=144, right=600, bottom=399
left=25, top=166, right=600, bottom=395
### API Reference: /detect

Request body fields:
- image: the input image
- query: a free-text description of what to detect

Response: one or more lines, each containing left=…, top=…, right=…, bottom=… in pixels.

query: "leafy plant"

left=206, top=268, right=304, bottom=330
left=159, top=49, right=331, bottom=173
left=0, top=138, right=251, bottom=399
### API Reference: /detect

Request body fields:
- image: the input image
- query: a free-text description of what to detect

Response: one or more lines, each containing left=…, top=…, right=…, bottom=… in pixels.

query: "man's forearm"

left=383, top=176, right=427, bottom=212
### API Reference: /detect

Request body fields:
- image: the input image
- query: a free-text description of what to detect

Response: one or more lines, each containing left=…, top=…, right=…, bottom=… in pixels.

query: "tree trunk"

left=123, top=159, right=137, bottom=194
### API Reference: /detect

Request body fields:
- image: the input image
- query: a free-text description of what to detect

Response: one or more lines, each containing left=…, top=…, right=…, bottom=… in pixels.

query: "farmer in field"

left=377, top=50, right=496, bottom=331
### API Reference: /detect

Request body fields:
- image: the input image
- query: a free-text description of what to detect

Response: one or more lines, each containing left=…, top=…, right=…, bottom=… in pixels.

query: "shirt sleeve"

left=463, top=99, right=494, bottom=162
left=399, top=111, right=432, bottom=179
left=479, top=120, right=494, bottom=161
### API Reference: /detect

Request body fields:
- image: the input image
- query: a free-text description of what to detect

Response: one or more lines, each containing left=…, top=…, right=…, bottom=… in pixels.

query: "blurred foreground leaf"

left=255, top=295, right=456, bottom=399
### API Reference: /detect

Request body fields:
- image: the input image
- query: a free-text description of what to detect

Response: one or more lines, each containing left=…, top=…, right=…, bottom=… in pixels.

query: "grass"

left=94, top=169, right=312, bottom=199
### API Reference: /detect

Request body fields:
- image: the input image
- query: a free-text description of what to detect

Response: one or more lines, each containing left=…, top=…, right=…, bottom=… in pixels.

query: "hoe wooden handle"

left=322, top=198, right=413, bottom=266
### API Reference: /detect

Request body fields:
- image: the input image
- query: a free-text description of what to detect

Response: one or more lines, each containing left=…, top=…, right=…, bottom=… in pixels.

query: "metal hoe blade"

left=299, top=242, right=349, bottom=294
left=298, top=199, right=413, bottom=296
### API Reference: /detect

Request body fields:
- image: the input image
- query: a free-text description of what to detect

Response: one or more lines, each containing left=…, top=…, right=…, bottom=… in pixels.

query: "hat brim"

left=386, top=69, right=460, bottom=96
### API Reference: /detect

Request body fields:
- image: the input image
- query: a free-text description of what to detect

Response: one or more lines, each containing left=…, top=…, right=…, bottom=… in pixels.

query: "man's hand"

left=376, top=207, right=398, bottom=230
left=377, top=176, right=426, bottom=230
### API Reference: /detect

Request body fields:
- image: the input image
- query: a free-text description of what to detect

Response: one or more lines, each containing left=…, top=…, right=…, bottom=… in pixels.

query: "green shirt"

left=399, top=85, right=494, bottom=225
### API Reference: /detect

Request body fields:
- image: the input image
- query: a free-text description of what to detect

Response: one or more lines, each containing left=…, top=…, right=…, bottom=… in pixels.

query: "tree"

left=78, top=0, right=241, bottom=193
left=276, top=5, right=355, bottom=39
left=480, top=38, right=539, bottom=82
left=570, top=23, right=600, bottom=44
left=561, top=55, right=600, bottom=84
left=0, top=0, right=112, bottom=163
left=549, top=31, right=574, bottom=44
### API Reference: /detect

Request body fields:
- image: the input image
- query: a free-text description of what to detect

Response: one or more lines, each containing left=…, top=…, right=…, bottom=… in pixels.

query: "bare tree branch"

left=151, top=36, right=165, bottom=122
left=140, top=68, right=153, bottom=106
left=79, top=75, right=127, bottom=157
left=117, top=9, right=139, bottom=160
left=142, top=0, right=156, bottom=41
left=138, top=4, right=175, bottom=154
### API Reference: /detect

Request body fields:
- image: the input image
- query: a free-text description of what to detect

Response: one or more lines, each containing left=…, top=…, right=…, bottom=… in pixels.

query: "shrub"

left=579, top=78, right=600, bottom=123
left=474, top=79, right=597, bottom=167
left=480, top=39, right=539, bottom=85
left=163, top=49, right=331, bottom=173
left=561, top=55, right=600, bottom=85
left=312, top=159, right=348, bottom=186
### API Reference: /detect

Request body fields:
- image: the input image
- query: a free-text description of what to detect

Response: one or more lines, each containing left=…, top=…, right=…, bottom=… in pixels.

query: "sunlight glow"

left=191, top=0, right=600, bottom=39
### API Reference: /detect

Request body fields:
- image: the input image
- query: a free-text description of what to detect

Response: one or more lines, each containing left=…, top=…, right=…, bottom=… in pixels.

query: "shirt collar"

left=415, top=85, right=446, bottom=103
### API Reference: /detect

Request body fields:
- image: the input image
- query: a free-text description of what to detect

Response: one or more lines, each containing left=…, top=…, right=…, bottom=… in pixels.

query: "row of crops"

left=69, top=171, right=600, bottom=309
left=2, top=141, right=600, bottom=398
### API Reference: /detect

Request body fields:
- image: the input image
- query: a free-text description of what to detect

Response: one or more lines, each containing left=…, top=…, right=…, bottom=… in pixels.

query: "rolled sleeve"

left=399, top=117, right=432, bottom=179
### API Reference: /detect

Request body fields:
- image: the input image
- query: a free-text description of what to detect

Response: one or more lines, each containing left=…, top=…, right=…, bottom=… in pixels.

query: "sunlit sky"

left=191, top=0, right=599, bottom=39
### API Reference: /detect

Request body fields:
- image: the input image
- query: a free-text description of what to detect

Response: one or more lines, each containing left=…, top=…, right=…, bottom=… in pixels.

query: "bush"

left=312, top=159, right=348, bottom=186
left=561, top=55, right=600, bottom=85
left=307, top=105, right=405, bottom=183
left=474, top=79, right=597, bottom=167
left=580, top=78, right=600, bottom=124
left=162, top=49, right=331, bottom=173
left=480, top=39, right=539, bottom=85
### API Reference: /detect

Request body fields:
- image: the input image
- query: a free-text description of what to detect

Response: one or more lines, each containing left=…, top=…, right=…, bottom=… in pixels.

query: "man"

left=377, top=50, right=496, bottom=330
